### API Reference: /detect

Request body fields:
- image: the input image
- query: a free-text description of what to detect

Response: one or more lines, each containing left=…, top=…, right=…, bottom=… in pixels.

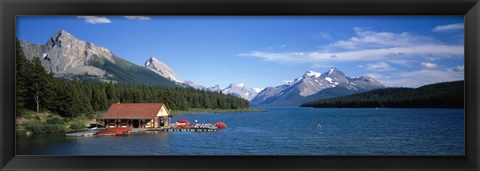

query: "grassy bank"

left=171, top=108, right=267, bottom=115
left=16, top=109, right=105, bottom=136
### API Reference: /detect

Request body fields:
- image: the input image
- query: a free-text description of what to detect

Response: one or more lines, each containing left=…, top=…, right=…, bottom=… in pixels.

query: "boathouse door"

left=159, top=117, right=165, bottom=127
left=133, top=120, right=140, bottom=128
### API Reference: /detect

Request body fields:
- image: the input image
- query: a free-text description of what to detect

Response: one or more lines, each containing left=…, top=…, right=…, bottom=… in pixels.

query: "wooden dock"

left=65, top=123, right=219, bottom=137
left=153, top=128, right=217, bottom=132
left=156, top=123, right=218, bottom=132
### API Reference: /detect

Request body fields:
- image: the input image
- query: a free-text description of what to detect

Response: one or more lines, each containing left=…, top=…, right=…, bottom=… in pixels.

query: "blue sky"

left=17, top=16, right=464, bottom=88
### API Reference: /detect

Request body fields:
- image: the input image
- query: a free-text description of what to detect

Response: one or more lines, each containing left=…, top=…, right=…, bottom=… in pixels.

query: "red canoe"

left=215, top=122, right=227, bottom=129
left=176, top=120, right=190, bottom=125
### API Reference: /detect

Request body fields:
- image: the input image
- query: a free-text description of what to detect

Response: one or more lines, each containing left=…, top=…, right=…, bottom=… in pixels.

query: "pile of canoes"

left=174, top=120, right=227, bottom=129
left=95, top=127, right=132, bottom=136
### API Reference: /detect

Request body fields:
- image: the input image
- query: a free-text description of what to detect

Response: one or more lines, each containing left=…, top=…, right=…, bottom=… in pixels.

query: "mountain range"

left=219, top=83, right=263, bottom=101
left=19, top=29, right=386, bottom=105
left=251, top=68, right=385, bottom=106
left=142, top=56, right=262, bottom=100
left=19, top=29, right=177, bottom=87
left=19, top=29, right=262, bottom=100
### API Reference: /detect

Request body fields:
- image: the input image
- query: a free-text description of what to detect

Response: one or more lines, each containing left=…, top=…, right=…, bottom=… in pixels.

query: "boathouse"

left=100, top=103, right=172, bottom=128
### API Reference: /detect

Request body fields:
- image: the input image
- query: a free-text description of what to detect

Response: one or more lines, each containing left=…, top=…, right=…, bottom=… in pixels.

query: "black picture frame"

left=1, top=0, right=479, bottom=170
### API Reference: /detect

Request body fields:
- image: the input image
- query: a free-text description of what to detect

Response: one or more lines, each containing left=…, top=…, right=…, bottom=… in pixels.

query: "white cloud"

left=123, top=16, right=151, bottom=20
left=371, top=69, right=463, bottom=88
left=449, top=65, right=464, bottom=72
left=327, top=27, right=433, bottom=50
left=454, top=65, right=464, bottom=71
left=77, top=16, right=111, bottom=24
left=280, top=44, right=288, bottom=48
left=421, top=62, right=438, bottom=69
left=240, top=44, right=463, bottom=63
left=433, top=23, right=464, bottom=32
left=399, top=69, right=463, bottom=86
left=240, top=28, right=463, bottom=64
left=365, top=73, right=390, bottom=80
left=366, top=62, right=391, bottom=71
left=387, top=59, right=415, bottom=67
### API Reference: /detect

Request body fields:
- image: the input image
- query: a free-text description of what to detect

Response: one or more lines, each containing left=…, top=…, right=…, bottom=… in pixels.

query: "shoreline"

left=16, top=108, right=265, bottom=136
left=171, top=108, right=267, bottom=115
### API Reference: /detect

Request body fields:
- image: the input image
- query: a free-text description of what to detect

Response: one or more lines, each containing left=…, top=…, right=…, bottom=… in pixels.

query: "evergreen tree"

left=29, top=57, right=53, bottom=112
left=15, top=40, right=30, bottom=116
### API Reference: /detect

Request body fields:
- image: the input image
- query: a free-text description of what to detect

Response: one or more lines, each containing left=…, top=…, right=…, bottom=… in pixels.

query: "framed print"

left=1, top=0, right=479, bottom=170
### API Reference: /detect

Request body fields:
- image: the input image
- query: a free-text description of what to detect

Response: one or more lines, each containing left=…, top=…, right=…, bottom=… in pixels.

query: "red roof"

left=100, top=103, right=166, bottom=119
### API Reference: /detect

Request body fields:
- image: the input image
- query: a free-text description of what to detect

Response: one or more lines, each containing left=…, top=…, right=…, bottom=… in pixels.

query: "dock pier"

left=154, top=128, right=217, bottom=132
left=67, top=124, right=219, bottom=137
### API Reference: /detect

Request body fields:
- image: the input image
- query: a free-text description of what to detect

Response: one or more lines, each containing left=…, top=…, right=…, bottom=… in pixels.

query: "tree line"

left=301, top=80, right=464, bottom=108
left=16, top=40, right=249, bottom=118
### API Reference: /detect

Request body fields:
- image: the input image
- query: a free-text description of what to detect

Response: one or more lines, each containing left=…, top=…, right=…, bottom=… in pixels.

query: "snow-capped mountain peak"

left=328, top=68, right=337, bottom=74
left=221, top=83, right=262, bottom=101
left=252, top=88, right=264, bottom=93
left=325, top=67, right=343, bottom=76
left=303, top=70, right=322, bottom=78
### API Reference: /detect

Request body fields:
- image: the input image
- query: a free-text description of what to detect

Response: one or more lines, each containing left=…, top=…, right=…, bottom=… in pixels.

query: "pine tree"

left=26, top=57, right=53, bottom=112
left=15, top=40, right=30, bottom=116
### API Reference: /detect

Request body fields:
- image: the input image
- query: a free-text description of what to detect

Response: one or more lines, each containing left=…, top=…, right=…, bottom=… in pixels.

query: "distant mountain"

left=179, top=80, right=205, bottom=90
left=143, top=57, right=182, bottom=83
left=140, top=56, right=263, bottom=100
left=19, top=29, right=177, bottom=87
left=301, top=80, right=464, bottom=108
left=160, top=78, right=261, bottom=101
left=208, top=85, right=222, bottom=92
left=221, top=83, right=261, bottom=101
left=251, top=68, right=385, bottom=106
left=250, top=84, right=290, bottom=105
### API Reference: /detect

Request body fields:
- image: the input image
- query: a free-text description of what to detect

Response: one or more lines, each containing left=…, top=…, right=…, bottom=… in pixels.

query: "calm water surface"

left=17, top=107, right=464, bottom=155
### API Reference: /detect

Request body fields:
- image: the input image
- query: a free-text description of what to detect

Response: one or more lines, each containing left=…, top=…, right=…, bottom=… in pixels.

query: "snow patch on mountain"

left=143, top=57, right=182, bottom=83
left=253, top=88, right=264, bottom=93
left=304, top=70, right=322, bottom=78
left=325, top=77, right=333, bottom=83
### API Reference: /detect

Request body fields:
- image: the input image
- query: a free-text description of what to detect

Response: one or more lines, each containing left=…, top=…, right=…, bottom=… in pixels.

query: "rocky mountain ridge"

left=19, top=29, right=177, bottom=87
left=251, top=68, right=385, bottom=106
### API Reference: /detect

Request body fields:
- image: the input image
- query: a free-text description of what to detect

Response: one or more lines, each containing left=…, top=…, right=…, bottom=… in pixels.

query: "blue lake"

left=16, top=107, right=464, bottom=156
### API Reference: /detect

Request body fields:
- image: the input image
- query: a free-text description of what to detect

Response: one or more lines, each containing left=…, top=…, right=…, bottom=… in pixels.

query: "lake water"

left=17, top=107, right=464, bottom=156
